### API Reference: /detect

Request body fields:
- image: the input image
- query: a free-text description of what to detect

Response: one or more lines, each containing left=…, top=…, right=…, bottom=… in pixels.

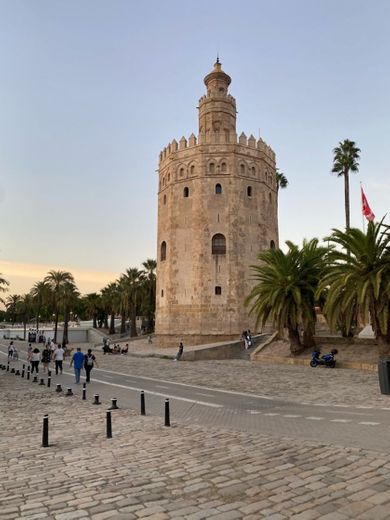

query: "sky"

left=0, top=0, right=389, bottom=295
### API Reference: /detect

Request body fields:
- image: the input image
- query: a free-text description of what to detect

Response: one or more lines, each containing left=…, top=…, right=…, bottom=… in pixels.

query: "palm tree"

left=82, top=293, right=101, bottom=328
left=0, top=274, right=9, bottom=305
left=43, top=270, right=75, bottom=342
left=101, top=282, right=120, bottom=335
left=16, top=294, right=34, bottom=340
left=141, top=259, right=157, bottom=332
left=331, top=139, right=360, bottom=229
left=5, top=294, right=22, bottom=325
left=59, top=282, right=80, bottom=347
left=121, top=268, right=144, bottom=337
left=319, top=221, right=390, bottom=358
left=276, top=169, right=288, bottom=191
left=30, top=281, right=51, bottom=331
left=245, top=239, right=327, bottom=354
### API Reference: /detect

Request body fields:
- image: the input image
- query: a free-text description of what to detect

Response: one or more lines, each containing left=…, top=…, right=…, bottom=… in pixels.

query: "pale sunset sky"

left=1, top=0, right=389, bottom=295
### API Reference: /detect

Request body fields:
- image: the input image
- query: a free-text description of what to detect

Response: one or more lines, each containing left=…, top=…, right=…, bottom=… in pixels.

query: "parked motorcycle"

left=310, top=349, right=338, bottom=368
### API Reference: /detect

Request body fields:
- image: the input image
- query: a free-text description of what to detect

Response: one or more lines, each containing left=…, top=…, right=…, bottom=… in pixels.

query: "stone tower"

left=155, top=60, right=279, bottom=346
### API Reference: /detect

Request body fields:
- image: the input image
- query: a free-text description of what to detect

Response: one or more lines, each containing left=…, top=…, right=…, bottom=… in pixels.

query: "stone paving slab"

left=2, top=372, right=390, bottom=519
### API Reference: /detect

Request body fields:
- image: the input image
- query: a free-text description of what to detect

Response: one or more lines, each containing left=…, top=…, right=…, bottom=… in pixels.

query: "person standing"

left=84, top=349, right=98, bottom=383
left=8, top=341, right=15, bottom=361
left=70, top=347, right=84, bottom=384
left=174, top=342, right=184, bottom=361
left=41, top=344, right=51, bottom=373
left=27, top=343, right=33, bottom=362
left=31, top=348, right=41, bottom=374
left=52, top=344, right=65, bottom=375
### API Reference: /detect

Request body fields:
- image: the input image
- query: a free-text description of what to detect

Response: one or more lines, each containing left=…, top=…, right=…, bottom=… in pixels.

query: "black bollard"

left=56, top=384, right=62, bottom=393
left=47, top=376, right=51, bottom=388
left=21, top=365, right=25, bottom=378
left=106, top=410, right=112, bottom=438
left=82, top=383, right=86, bottom=401
left=164, top=398, right=170, bottom=427
left=140, top=390, right=146, bottom=416
left=42, top=415, right=49, bottom=448
left=27, top=368, right=30, bottom=380
left=2, top=365, right=5, bottom=370
left=32, top=376, right=38, bottom=383
left=109, top=398, right=119, bottom=410
left=39, top=378, right=45, bottom=386
left=93, top=394, right=101, bottom=405
left=15, top=369, right=20, bottom=376
left=7, top=363, right=9, bottom=372
left=48, top=370, right=52, bottom=377
left=65, top=388, right=73, bottom=397
left=11, top=367, right=15, bottom=374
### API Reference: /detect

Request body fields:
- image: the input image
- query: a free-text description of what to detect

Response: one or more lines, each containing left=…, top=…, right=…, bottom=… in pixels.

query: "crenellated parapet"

left=159, top=133, right=275, bottom=166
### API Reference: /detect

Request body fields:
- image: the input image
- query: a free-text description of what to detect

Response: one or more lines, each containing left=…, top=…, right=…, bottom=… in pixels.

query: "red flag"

left=361, top=187, right=375, bottom=221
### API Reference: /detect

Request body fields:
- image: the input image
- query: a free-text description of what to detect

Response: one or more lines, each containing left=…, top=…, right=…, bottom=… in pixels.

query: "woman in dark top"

left=41, top=345, right=51, bottom=373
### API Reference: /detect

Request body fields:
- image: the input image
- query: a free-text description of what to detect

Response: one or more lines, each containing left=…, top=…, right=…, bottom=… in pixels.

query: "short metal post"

left=15, top=369, right=20, bottom=376
left=27, top=367, right=30, bottom=380
left=106, top=410, right=112, bottom=438
left=6, top=363, right=9, bottom=372
left=47, top=376, right=51, bottom=388
left=11, top=367, right=15, bottom=374
left=164, top=398, right=170, bottom=427
left=56, top=384, right=62, bottom=393
left=82, top=383, right=86, bottom=400
left=39, top=378, right=45, bottom=385
left=65, top=388, right=73, bottom=396
left=93, top=394, right=101, bottom=405
left=140, top=390, right=146, bottom=416
left=22, top=365, right=25, bottom=378
left=42, top=415, right=49, bottom=448
left=109, top=398, right=118, bottom=410
left=48, top=369, right=52, bottom=377
left=32, top=376, right=38, bottom=383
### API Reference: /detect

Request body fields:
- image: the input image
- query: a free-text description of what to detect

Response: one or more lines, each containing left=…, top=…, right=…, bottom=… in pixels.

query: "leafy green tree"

left=44, top=270, right=75, bottom=342
left=59, top=282, right=80, bottom=346
left=82, top=292, right=101, bottom=328
left=120, top=268, right=144, bottom=337
left=246, top=239, right=327, bottom=354
left=16, top=294, right=34, bottom=340
left=102, top=282, right=120, bottom=335
left=0, top=274, right=9, bottom=303
left=331, top=139, right=360, bottom=229
left=141, top=259, right=156, bottom=332
left=319, top=221, right=390, bottom=358
left=30, top=281, right=51, bottom=331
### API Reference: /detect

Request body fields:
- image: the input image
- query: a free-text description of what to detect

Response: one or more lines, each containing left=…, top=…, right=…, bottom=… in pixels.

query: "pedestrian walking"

left=41, top=344, right=51, bottom=373
left=174, top=342, right=184, bottom=361
left=8, top=341, right=14, bottom=361
left=31, top=348, right=41, bottom=374
left=84, top=349, right=98, bottom=383
left=27, top=343, right=33, bottom=362
left=70, top=347, right=84, bottom=384
left=52, top=344, right=65, bottom=375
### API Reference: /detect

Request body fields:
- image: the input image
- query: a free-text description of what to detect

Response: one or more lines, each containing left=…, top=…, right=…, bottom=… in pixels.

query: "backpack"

left=86, top=355, right=94, bottom=366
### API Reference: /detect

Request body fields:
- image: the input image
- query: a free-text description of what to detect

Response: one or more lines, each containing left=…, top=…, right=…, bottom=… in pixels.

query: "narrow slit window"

left=247, top=186, right=252, bottom=197
left=183, top=187, right=189, bottom=197
left=160, top=241, right=167, bottom=261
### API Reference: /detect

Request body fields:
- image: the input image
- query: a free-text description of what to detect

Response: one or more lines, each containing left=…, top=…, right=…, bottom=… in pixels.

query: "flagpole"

left=360, top=182, right=366, bottom=233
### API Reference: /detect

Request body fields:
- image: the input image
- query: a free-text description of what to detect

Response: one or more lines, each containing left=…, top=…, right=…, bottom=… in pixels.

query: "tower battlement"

left=159, top=134, right=275, bottom=165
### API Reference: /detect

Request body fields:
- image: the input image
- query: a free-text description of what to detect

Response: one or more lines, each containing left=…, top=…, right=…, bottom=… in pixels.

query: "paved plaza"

left=1, top=340, right=390, bottom=519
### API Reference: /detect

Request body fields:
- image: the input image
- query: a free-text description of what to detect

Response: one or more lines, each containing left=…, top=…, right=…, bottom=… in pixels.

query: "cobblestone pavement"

left=2, top=372, right=390, bottom=520
left=3, top=339, right=389, bottom=409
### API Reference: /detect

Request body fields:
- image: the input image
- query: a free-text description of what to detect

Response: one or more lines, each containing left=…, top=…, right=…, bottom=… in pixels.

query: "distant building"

left=155, top=60, right=279, bottom=346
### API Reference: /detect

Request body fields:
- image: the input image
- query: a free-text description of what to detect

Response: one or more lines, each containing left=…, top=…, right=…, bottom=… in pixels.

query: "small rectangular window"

left=215, top=286, right=222, bottom=295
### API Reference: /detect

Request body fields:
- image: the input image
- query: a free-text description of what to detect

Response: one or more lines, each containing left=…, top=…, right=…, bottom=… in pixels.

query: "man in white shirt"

left=53, top=345, right=65, bottom=375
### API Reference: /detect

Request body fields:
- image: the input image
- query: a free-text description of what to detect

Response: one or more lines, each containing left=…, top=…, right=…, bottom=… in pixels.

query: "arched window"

left=180, top=167, right=184, bottom=177
left=163, top=194, right=167, bottom=205
left=183, top=187, right=189, bottom=197
left=212, top=234, right=226, bottom=255
left=251, top=167, right=256, bottom=176
left=168, top=173, right=170, bottom=182
left=215, top=183, right=222, bottom=194
left=163, top=177, right=166, bottom=186
left=160, top=241, right=167, bottom=261
left=247, top=186, right=252, bottom=197
left=270, top=240, right=276, bottom=250
left=240, top=164, right=245, bottom=175
left=221, top=162, right=227, bottom=173
left=190, top=165, right=195, bottom=176
left=215, top=286, right=222, bottom=295
left=161, top=289, right=164, bottom=297
left=269, top=192, right=272, bottom=203
left=209, top=162, right=215, bottom=173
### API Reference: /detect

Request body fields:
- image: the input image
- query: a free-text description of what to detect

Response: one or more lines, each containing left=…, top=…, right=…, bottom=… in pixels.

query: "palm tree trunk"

left=63, top=308, right=69, bottom=347
left=288, top=327, right=304, bottom=355
left=344, top=168, right=350, bottom=229
left=93, top=313, right=97, bottom=329
left=130, top=306, right=137, bottom=337
left=120, top=312, right=126, bottom=334
left=23, top=320, right=27, bottom=341
left=109, top=312, right=115, bottom=335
